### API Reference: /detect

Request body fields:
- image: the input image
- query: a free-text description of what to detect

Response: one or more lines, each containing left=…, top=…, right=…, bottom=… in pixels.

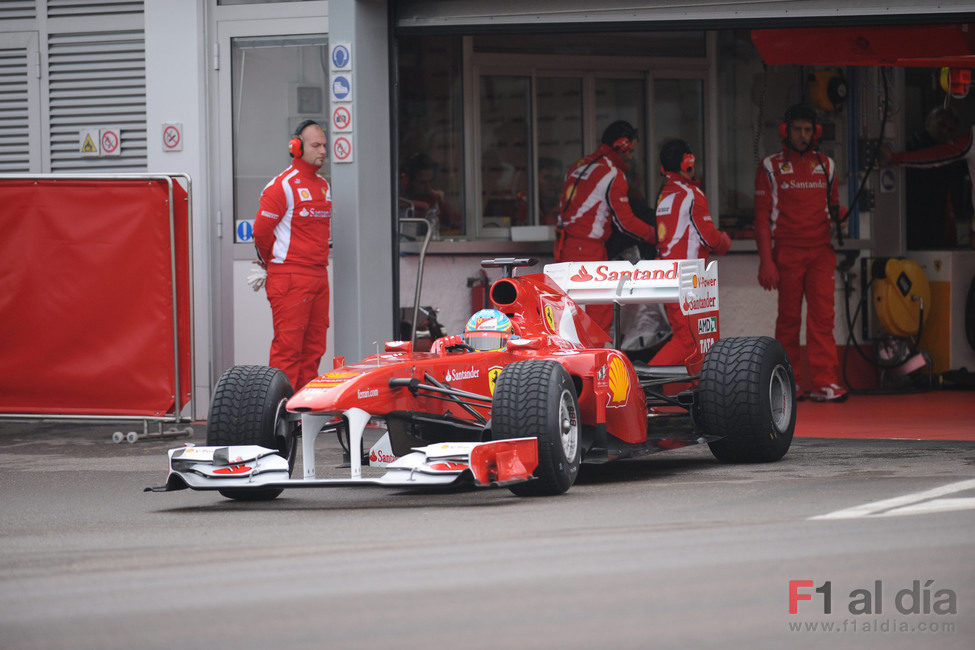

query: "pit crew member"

left=555, top=120, right=656, bottom=333
left=755, top=104, right=848, bottom=402
left=253, top=120, right=332, bottom=390
left=651, top=139, right=731, bottom=366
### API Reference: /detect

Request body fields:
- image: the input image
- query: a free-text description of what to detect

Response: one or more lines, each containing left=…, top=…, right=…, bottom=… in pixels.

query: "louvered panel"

left=48, top=30, right=146, bottom=171
left=0, top=47, right=30, bottom=171
left=0, top=1, right=36, bottom=20
left=47, top=0, right=143, bottom=18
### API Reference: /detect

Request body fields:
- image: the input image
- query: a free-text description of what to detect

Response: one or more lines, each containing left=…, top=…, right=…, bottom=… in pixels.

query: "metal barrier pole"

left=398, top=217, right=434, bottom=348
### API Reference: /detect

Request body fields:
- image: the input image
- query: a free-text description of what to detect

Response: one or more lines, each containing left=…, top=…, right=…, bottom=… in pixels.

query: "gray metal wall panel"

left=0, top=47, right=31, bottom=172
left=47, top=30, right=147, bottom=171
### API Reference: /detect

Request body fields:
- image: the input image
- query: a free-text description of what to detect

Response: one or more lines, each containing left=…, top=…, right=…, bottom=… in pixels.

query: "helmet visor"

left=465, top=331, right=508, bottom=351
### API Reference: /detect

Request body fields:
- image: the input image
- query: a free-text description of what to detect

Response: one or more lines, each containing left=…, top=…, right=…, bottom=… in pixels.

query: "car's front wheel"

left=207, top=365, right=297, bottom=500
left=492, top=360, right=580, bottom=496
left=698, top=336, right=796, bottom=463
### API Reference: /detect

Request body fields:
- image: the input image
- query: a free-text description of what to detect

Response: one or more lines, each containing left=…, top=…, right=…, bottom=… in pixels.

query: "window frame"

left=464, top=42, right=712, bottom=241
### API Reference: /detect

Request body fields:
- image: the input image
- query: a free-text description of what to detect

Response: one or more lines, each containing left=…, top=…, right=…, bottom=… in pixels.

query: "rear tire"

left=699, top=337, right=795, bottom=463
left=207, top=365, right=296, bottom=500
left=492, top=360, right=580, bottom=496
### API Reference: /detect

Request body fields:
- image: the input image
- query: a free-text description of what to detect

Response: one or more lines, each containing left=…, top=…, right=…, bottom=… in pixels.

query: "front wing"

left=146, top=437, right=539, bottom=493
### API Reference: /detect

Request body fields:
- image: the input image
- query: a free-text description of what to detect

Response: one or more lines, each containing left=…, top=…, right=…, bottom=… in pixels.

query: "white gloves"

left=246, top=263, right=267, bottom=291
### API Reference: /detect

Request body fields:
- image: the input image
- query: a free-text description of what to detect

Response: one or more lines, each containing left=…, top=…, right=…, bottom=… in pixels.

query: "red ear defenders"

left=779, top=120, right=823, bottom=143
left=660, top=152, right=696, bottom=175
left=288, top=135, right=303, bottom=158
left=612, top=136, right=635, bottom=154
left=288, top=120, right=321, bottom=158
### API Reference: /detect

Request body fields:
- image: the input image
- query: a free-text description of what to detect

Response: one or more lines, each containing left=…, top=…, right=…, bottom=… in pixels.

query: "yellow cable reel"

left=872, top=258, right=930, bottom=337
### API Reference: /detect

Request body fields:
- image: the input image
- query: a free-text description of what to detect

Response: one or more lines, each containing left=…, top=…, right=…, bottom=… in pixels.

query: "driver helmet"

left=463, top=309, right=514, bottom=351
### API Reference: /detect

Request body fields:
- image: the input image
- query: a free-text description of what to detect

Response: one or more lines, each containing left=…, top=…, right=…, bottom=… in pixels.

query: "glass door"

left=230, top=35, right=330, bottom=244
left=212, top=16, right=328, bottom=372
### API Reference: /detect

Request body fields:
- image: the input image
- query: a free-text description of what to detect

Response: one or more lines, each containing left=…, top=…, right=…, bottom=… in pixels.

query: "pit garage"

left=0, top=2, right=973, bottom=647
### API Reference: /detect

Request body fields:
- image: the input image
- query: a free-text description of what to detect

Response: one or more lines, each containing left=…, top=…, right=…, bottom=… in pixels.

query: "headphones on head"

left=779, top=105, right=822, bottom=145
left=661, top=152, right=695, bottom=175
left=603, top=121, right=638, bottom=154
left=778, top=121, right=823, bottom=142
left=288, top=119, right=321, bottom=158
left=612, top=135, right=635, bottom=154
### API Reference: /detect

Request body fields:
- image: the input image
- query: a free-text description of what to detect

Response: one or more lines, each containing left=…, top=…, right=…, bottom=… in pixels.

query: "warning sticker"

left=330, top=74, right=352, bottom=102
left=100, top=127, right=121, bottom=156
left=79, top=128, right=100, bottom=157
left=332, top=105, right=352, bottom=133
left=330, top=43, right=351, bottom=71
left=162, top=123, right=183, bottom=152
left=333, top=135, right=353, bottom=163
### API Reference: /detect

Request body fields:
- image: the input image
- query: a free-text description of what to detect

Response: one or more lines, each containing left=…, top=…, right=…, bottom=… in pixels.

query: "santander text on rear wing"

left=545, top=259, right=720, bottom=366
left=544, top=259, right=718, bottom=313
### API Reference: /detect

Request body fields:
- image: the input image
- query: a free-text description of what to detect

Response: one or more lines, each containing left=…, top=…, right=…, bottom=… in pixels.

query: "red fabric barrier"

left=0, top=178, right=192, bottom=416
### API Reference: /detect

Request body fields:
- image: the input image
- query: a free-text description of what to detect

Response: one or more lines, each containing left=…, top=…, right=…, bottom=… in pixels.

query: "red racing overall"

left=755, top=147, right=841, bottom=392
left=652, top=171, right=731, bottom=366
left=254, top=156, right=332, bottom=389
left=555, top=144, right=654, bottom=332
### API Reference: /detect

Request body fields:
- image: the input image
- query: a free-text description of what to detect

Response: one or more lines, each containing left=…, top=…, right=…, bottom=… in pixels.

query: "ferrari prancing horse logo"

left=488, top=366, right=503, bottom=395
left=543, top=305, right=557, bottom=333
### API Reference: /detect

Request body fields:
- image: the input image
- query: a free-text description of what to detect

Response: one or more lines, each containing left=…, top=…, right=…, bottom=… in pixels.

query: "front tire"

left=698, top=337, right=796, bottom=463
left=207, top=365, right=296, bottom=500
left=492, top=360, right=580, bottom=496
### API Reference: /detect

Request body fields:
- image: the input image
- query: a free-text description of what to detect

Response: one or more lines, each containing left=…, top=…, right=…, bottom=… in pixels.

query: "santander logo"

left=571, top=266, right=593, bottom=282
left=571, top=262, right=679, bottom=283
left=369, top=449, right=397, bottom=464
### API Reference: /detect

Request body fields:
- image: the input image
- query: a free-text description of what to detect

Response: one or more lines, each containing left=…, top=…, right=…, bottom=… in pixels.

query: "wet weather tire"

left=699, top=336, right=796, bottom=463
left=207, top=365, right=296, bottom=500
left=492, top=360, right=580, bottom=496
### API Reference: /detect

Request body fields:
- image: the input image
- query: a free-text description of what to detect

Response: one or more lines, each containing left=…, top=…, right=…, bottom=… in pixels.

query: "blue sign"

left=332, top=75, right=351, bottom=101
left=331, top=44, right=350, bottom=69
left=236, top=220, right=254, bottom=242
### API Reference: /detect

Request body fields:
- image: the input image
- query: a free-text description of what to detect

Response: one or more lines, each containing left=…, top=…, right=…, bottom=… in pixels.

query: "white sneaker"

left=809, top=383, right=849, bottom=402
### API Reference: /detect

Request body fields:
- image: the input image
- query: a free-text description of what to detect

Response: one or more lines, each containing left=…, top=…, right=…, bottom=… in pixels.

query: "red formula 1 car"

left=149, top=257, right=796, bottom=501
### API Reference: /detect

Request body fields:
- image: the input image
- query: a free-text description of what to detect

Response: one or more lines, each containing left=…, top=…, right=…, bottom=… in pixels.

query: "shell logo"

left=544, top=305, right=557, bottom=333
left=692, top=275, right=698, bottom=288
left=657, top=223, right=667, bottom=241
left=607, top=354, right=630, bottom=406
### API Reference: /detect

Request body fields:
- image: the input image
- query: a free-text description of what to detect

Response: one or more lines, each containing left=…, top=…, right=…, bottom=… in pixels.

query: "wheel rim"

left=558, top=389, right=579, bottom=460
left=768, top=364, right=793, bottom=435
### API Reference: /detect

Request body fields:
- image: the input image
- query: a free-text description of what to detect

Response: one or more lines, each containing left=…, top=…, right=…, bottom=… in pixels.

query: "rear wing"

left=544, top=259, right=719, bottom=316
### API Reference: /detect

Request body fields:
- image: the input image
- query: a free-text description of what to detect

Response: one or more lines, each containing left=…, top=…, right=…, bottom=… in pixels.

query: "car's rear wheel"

left=698, top=336, right=796, bottom=463
left=207, top=365, right=296, bottom=500
left=492, top=360, right=580, bottom=496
